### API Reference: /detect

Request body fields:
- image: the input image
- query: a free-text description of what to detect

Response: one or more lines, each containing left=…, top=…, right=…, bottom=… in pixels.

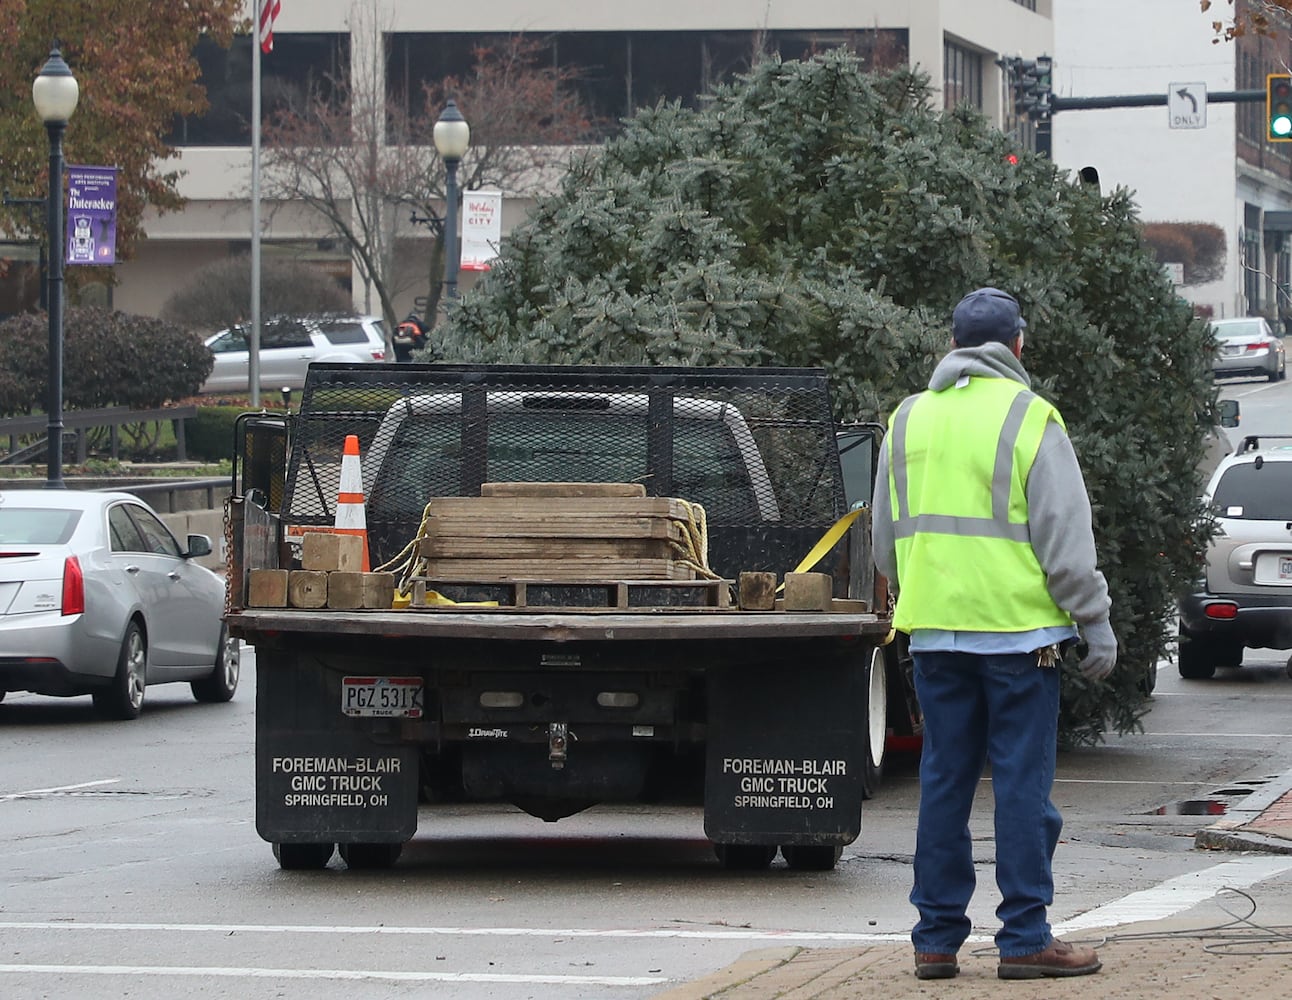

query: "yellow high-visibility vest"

left=885, top=376, right=1073, bottom=634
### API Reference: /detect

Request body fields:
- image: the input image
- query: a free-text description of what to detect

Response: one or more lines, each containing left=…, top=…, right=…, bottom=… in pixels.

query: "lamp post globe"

left=32, top=44, right=78, bottom=489
left=432, top=99, right=470, bottom=301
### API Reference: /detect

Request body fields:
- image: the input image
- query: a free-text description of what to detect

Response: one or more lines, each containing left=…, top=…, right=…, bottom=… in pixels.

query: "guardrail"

left=0, top=475, right=227, bottom=511
left=0, top=405, right=198, bottom=465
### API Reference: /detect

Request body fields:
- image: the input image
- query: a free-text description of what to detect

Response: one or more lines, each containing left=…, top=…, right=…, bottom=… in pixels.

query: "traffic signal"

left=1268, top=73, right=1292, bottom=142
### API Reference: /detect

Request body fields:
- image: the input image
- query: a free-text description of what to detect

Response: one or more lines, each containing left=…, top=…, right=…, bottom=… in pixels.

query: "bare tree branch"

left=262, top=29, right=598, bottom=339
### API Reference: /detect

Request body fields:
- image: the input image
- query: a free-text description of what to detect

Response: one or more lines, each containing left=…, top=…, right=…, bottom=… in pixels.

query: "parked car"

left=1177, top=434, right=1292, bottom=680
left=1210, top=316, right=1286, bottom=382
left=0, top=490, right=236, bottom=718
left=201, top=314, right=388, bottom=393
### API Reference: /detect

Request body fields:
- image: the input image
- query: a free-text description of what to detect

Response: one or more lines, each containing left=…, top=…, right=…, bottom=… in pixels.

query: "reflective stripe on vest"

left=886, top=377, right=1072, bottom=634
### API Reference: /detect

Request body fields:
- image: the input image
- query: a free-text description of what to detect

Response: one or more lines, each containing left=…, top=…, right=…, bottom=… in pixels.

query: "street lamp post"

left=432, top=99, right=470, bottom=301
left=31, top=44, right=79, bottom=489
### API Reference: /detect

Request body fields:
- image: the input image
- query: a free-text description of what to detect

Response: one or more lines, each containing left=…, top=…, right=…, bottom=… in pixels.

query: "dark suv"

left=1178, top=435, right=1292, bottom=679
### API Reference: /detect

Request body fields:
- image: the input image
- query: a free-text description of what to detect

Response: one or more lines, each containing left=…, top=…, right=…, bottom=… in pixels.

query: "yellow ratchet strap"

left=774, top=507, right=865, bottom=594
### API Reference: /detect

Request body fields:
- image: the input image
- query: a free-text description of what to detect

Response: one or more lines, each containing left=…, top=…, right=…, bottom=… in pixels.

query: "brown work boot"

left=914, top=951, right=959, bottom=980
left=998, top=938, right=1101, bottom=980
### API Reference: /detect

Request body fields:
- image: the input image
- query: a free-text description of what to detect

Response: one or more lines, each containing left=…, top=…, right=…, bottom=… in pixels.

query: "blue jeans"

left=909, top=650, right=1062, bottom=958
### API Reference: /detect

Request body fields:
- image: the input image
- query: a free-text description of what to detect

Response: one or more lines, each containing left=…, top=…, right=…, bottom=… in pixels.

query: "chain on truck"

left=224, top=364, right=922, bottom=872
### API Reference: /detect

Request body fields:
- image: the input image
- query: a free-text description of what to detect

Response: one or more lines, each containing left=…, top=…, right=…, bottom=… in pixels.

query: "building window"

left=168, top=34, right=350, bottom=146
left=1011, top=0, right=1038, bottom=10
left=388, top=29, right=908, bottom=137
left=944, top=39, right=983, bottom=111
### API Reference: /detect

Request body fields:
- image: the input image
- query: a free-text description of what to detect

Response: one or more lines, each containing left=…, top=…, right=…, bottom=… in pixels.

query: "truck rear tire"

left=713, top=843, right=777, bottom=870
left=780, top=844, right=843, bottom=871
left=339, top=842, right=403, bottom=869
left=861, top=646, right=887, bottom=799
left=272, top=842, right=335, bottom=870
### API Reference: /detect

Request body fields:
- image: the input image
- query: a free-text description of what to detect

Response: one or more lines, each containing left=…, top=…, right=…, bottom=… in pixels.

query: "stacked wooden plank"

left=417, top=482, right=698, bottom=582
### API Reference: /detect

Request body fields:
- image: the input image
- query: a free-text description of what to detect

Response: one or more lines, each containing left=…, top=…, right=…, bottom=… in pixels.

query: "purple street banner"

left=65, top=165, right=118, bottom=266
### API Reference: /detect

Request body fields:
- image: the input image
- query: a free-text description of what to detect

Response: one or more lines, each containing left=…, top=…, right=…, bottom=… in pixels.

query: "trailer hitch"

left=548, top=722, right=568, bottom=769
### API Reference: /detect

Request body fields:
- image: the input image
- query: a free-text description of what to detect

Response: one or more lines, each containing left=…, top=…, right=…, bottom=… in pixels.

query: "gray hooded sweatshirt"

left=870, top=341, right=1112, bottom=635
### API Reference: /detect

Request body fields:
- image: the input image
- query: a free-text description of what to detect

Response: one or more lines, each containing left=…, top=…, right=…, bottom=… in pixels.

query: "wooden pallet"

left=419, top=558, right=695, bottom=581
left=409, top=577, right=732, bottom=611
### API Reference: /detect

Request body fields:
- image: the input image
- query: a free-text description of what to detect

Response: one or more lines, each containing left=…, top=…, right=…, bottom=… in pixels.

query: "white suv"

left=1177, top=434, right=1292, bottom=679
left=201, top=315, right=388, bottom=393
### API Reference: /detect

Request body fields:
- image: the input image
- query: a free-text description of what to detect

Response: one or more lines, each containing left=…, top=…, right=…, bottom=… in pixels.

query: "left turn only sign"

left=1169, top=82, right=1207, bottom=129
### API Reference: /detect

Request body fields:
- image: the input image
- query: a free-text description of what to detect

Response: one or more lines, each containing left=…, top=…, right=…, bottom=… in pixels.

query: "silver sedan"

left=0, top=490, right=236, bottom=719
left=1211, top=316, right=1287, bottom=381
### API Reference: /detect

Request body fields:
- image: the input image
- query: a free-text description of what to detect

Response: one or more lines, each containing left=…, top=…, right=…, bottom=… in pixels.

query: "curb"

left=1195, top=767, right=1292, bottom=853
left=650, top=947, right=804, bottom=1000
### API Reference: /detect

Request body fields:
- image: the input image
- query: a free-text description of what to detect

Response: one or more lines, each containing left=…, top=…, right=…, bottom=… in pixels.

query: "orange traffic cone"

left=335, top=434, right=371, bottom=571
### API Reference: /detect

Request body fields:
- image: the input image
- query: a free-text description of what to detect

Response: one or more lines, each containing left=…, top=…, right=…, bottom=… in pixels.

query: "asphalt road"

left=1216, top=369, right=1292, bottom=449
left=4, top=632, right=1292, bottom=1000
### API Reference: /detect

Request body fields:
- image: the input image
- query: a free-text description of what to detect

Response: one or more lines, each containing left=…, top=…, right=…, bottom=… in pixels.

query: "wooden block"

left=829, top=598, right=871, bottom=614
left=247, top=568, right=288, bottom=608
left=782, top=572, right=833, bottom=612
left=327, top=571, right=365, bottom=609
left=362, top=572, right=396, bottom=609
left=738, top=571, right=777, bottom=611
left=481, top=482, right=647, bottom=498
left=301, top=531, right=364, bottom=573
left=288, top=570, right=328, bottom=609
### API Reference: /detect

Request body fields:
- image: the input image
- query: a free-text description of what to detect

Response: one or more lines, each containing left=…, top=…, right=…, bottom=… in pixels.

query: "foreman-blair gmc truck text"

left=225, top=364, right=920, bottom=872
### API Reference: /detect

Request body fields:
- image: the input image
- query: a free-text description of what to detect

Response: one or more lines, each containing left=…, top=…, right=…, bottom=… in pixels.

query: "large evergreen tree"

left=437, top=52, right=1218, bottom=745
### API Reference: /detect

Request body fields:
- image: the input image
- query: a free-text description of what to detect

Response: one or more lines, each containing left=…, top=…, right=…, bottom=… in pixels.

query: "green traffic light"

left=1270, top=74, right=1292, bottom=142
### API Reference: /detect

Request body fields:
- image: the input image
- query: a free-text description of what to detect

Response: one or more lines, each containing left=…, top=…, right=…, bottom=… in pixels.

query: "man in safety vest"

left=871, top=287, right=1117, bottom=982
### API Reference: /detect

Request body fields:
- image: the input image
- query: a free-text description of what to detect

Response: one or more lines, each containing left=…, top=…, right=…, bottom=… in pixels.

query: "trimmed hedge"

left=0, top=306, right=213, bottom=416
left=187, top=406, right=246, bottom=462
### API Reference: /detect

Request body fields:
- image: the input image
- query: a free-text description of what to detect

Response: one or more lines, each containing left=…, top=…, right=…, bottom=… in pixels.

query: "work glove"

left=1077, top=619, right=1118, bottom=681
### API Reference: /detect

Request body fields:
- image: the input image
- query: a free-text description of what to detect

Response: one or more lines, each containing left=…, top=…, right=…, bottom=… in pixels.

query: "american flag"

left=259, top=0, right=281, bottom=54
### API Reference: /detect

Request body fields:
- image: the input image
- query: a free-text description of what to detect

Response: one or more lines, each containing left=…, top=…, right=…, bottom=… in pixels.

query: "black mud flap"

left=704, top=655, right=866, bottom=847
left=255, top=653, right=417, bottom=844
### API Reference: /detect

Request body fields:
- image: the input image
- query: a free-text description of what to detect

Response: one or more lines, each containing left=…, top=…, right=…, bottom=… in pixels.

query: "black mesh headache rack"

left=281, top=363, right=851, bottom=585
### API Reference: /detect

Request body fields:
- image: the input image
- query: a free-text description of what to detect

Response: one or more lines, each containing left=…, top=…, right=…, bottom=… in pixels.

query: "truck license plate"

left=1281, top=557, right=1292, bottom=581
left=342, top=676, right=424, bottom=718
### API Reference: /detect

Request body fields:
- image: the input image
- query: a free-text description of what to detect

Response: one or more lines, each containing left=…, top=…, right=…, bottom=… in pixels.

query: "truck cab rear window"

left=369, top=412, right=759, bottom=522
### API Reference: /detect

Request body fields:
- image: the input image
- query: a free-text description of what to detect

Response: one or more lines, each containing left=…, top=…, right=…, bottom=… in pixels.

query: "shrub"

left=1141, top=222, right=1227, bottom=286
left=187, top=406, right=246, bottom=462
left=160, top=255, right=354, bottom=334
left=0, top=306, right=213, bottom=416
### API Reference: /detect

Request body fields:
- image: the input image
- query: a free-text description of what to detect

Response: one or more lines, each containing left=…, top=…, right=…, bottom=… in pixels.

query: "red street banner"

left=66, top=165, right=118, bottom=266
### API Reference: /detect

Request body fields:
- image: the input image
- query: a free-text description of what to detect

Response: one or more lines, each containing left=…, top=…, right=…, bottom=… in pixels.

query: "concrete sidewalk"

left=653, top=773, right=1292, bottom=1000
